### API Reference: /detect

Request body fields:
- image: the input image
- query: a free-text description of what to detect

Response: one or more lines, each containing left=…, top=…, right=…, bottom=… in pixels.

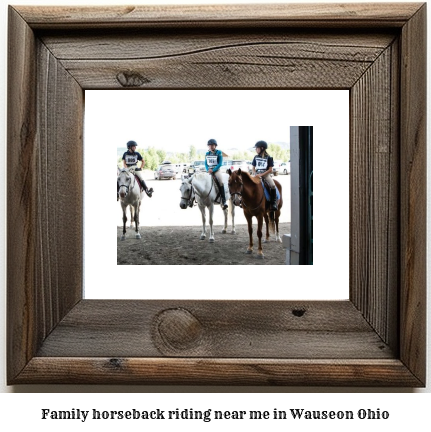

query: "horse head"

left=179, top=178, right=194, bottom=209
left=227, top=169, right=244, bottom=207
left=117, top=168, right=133, bottom=199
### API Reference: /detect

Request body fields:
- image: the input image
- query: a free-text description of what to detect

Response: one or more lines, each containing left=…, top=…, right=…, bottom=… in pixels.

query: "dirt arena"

left=117, top=171, right=291, bottom=265
left=117, top=223, right=290, bottom=265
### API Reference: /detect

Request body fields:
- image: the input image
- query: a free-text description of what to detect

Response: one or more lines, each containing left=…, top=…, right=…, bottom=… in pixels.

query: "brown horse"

left=227, top=168, right=283, bottom=258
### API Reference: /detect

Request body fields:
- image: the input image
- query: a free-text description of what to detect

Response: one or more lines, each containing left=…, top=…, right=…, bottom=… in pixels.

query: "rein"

left=192, top=175, right=214, bottom=201
left=181, top=184, right=196, bottom=207
left=229, top=176, right=264, bottom=211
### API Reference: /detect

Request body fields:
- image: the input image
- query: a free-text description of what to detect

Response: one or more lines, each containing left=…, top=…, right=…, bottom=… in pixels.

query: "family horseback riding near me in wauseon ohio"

left=117, top=139, right=283, bottom=260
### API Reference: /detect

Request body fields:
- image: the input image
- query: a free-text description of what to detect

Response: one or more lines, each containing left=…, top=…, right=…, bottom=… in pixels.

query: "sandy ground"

left=117, top=170, right=291, bottom=265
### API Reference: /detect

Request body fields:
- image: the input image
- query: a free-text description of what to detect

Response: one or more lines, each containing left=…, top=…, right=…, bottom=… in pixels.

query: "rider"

left=252, top=140, right=278, bottom=210
left=118, top=140, right=153, bottom=199
left=205, top=138, right=228, bottom=210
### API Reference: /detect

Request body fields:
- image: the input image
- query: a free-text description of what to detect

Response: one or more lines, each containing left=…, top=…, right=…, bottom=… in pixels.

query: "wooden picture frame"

left=7, top=3, right=426, bottom=386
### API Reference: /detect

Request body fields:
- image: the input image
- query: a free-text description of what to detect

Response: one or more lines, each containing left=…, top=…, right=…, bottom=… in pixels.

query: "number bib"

left=206, top=154, right=218, bottom=167
left=255, top=157, right=268, bottom=173
left=125, top=154, right=139, bottom=166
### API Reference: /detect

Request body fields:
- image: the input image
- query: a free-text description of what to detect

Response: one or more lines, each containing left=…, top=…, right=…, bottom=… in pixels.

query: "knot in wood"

left=116, top=71, right=150, bottom=87
left=154, top=308, right=203, bottom=351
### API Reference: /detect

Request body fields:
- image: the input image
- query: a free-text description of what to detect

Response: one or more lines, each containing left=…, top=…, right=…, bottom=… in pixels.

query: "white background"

left=85, top=89, right=349, bottom=300
left=1, top=0, right=430, bottom=427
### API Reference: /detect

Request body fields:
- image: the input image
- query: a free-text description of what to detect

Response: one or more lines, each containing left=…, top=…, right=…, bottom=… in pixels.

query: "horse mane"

left=239, top=170, right=261, bottom=185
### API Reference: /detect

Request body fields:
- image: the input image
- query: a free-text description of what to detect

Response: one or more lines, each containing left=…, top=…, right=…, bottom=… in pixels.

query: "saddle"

left=261, top=179, right=280, bottom=202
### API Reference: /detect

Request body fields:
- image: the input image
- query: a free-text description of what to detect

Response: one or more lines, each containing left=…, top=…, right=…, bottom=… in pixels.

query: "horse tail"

left=269, top=210, right=276, bottom=234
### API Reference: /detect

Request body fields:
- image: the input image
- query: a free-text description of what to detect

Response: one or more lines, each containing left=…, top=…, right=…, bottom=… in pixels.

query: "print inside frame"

left=7, top=4, right=426, bottom=386
left=84, top=89, right=349, bottom=300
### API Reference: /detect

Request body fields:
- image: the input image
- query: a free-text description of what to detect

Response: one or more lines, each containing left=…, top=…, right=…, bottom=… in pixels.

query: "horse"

left=117, top=168, right=144, bottom=240
left=227, top=168, right=283, bottom=258
left=179, top=172, right=235, bottom=242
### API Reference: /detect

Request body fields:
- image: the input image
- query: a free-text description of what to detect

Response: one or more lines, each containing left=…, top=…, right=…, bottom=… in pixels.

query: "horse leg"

left=221, top=206, right=228, bottom=234
left=199, top=204, right=206, bottom=240
left=129, top=205, right=135, bottom=229
left=263, top=212, right=270, bottom=243
left=134, top=202, right=141, bottom=239
left=256, top=214, right=264, bottom=259
left=245, top=213, right=253, bottom=254
left=208, top=203, right=215, bottom=242
left=230, top=198, right=236, bottom=234
left=121, top=207, right=127, bottom=241
left=275, top=209, right=282, bottom=242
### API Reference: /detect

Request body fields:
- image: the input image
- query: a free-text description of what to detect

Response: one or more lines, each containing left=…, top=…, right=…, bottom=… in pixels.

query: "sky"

left=85, top=90, right=346, bottom=155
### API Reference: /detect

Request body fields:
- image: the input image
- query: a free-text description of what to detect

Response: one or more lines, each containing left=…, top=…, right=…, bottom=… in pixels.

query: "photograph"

left=84, top=89, right=348, bottom=300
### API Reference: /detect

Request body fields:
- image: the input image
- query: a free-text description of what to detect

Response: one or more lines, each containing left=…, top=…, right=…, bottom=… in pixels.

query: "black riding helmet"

left=255, top=140, right=268, bottom=150
left=207, top=139, right=217, bottom=146
left=127, top=140, right=138, bottom=149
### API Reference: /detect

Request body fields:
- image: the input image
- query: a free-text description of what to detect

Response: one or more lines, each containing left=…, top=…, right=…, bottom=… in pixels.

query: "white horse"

left=117, top=168, right=144, bottom=240
left=179, top=172, right=235, bottom=242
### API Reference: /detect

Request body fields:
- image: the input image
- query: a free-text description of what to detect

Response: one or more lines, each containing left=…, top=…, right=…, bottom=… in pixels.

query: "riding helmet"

left=207, top=139, right=217, bottom=146
left=127, top=140, right=138, bottom=148
left=255, top=140, right=268, bottom=150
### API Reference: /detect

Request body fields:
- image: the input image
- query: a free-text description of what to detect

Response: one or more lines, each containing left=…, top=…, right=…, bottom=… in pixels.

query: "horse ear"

left=227, top=169, right=232, bottom=175
left=238, top=168, right=242, bottom=174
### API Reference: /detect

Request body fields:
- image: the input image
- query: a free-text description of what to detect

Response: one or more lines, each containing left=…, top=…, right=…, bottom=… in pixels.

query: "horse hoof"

left=256, top=253, right=265, bottom=259
left=231, top=230, right=236, bottom=235
left=263, top=239, right=269, bottom=243
left=209, top=238, right=215, bottom=243
left=135, top=234, right=141, bottom=239
left=200, top=235, right=206, bottom=240
left=120, top=235, right=126, bottom=241
left=246, top=249, right=253, bottom=254
left=221, top=229, right=227, bottom=234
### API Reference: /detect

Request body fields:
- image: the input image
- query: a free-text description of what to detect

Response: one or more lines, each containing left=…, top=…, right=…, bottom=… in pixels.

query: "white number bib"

left=125, top=154, right=139, bottom=166
left=206, top=155, right=218, bottom=167
left=255, top=157, right=268, bottom=172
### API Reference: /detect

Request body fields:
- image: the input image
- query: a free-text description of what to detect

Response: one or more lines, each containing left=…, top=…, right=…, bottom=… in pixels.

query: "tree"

left=189, top=145, right=197, bottom=162
left=268, top=143, right=290, bottom=161
left=156, top=149, right=167, bottom=163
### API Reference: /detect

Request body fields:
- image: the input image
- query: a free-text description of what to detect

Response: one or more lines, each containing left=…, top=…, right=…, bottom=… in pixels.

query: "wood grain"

left=16, top=358, right=422, bottom=386
left=7, top=6, right=38, bottom=382
left=38, top=31, right=395, bottom=89
left=399, top=3, right=427, bottom=385
left=7, top=3, right=427, bottom=386
left=350, top=44, right=398, bottom=346
left=16, top=3, right=423, bottom=29
left=36, top=300, right=393, bottom=359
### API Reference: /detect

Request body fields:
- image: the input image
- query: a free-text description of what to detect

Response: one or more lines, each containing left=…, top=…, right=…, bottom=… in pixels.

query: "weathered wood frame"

left=7, top=3, right=426, bottom=386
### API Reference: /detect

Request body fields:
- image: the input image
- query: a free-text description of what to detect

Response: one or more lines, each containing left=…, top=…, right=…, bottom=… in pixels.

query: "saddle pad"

left=261, top=180, right=280, bottom=202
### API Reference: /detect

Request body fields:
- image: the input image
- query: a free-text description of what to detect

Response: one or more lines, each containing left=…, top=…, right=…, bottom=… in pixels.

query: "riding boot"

left=117, top=182, right=119, bottom=201
left=139, top=178, right=154, bottom=197
left=219, top=185, right=228, bottom=210
left=270, top=188, right=278, bottom=211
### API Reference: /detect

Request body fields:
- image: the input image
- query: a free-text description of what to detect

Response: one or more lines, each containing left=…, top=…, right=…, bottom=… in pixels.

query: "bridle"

left=228, top=174, right=264, bottom=211
left=118, top=170, right=135, bottom=197
left=181, top=182, right=196, bottom=207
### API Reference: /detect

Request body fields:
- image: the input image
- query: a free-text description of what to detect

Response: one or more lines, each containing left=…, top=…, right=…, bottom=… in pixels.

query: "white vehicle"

left=272, top=160, right=283, bottom=176
left=279, top=161, right=290, bottom=175
left=192, top=160, right=206, bottom=173
left=226, top=160, right=248, bottom=173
